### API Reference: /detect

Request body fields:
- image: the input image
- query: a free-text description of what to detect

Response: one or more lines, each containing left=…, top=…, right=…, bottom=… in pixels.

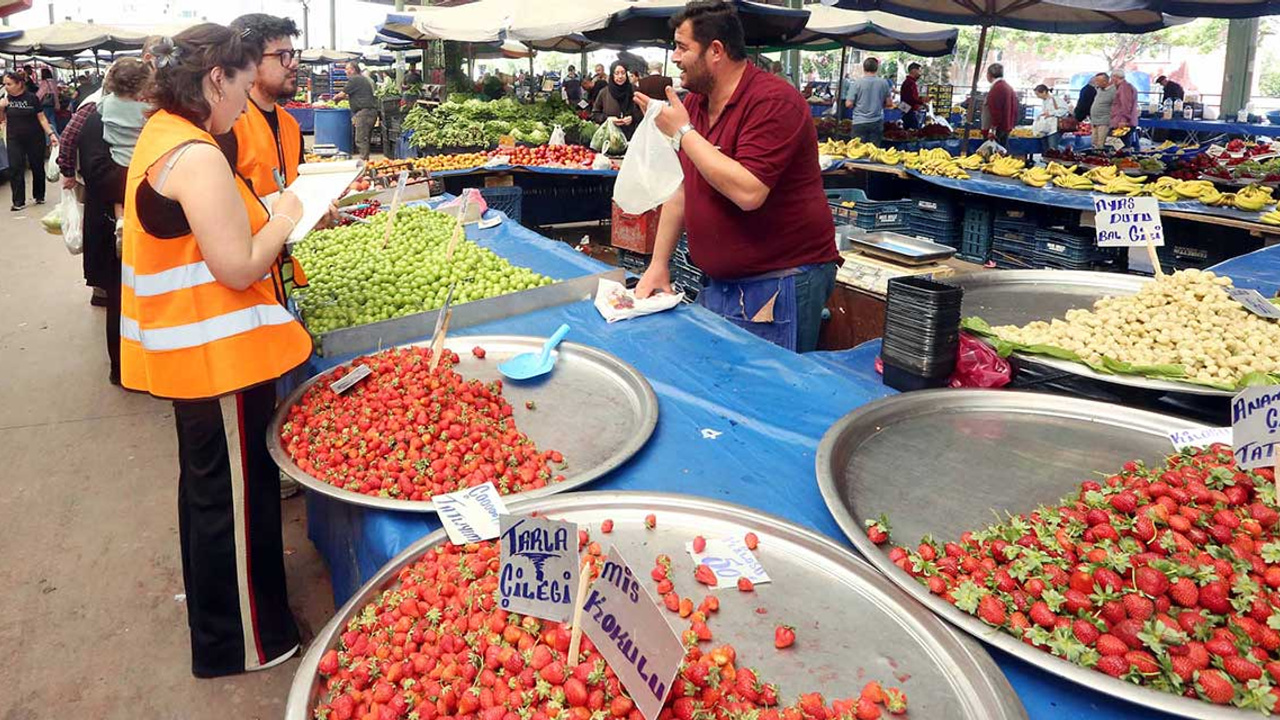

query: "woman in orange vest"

left=121, top=23, right=311, bottom=677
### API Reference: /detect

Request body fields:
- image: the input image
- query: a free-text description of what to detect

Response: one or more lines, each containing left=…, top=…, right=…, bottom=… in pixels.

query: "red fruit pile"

left=873, top=444, right=1280, bottom=713
left=489, top=144, right=596, bottom=169
left=313, top=525, right=909, bottom=720
left=339, top=200, right=384, bottom=225
left=281, top=346, right=564, bottom=501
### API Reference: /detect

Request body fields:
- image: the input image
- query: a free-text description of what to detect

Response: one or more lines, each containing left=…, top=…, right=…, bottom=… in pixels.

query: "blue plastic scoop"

left=498, top=324, right=570, bottom=380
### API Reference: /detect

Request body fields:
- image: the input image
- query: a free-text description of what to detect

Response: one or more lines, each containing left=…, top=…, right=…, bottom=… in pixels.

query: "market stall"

left=1139, top=116, right=1280, bottom=143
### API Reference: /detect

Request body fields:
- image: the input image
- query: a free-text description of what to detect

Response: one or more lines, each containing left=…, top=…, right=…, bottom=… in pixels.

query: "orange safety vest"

left=231, top=100, right=310, bottom=289
left=231, top=99, right=303, bottom=196
left=120, top=109, right=313, bottom=401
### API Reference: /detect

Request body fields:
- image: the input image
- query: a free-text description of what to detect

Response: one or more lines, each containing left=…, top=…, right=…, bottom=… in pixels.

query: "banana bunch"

left=1053, top=172, right=1094, bottom=190
left=818, top=139, right=848, bottom=157
left=1045, top=162, right=1077, bottom=177
left=1199, top=190, right=1237, bottom=208
left=1094, top=174, right=1147, bottom=196
left=956, top=154, right=986, bottom=170
left=1234, top=184, right=1276, bottom=212
left=1145, top=178, right=1180, bottom=203
left=1084, top=165, right=1119, bottom=183
left=871, top=148, right=903, bottom=166
left=1173, top=179, right=1215, bottom=199
left=845, top=142, right=873, bottom=160
left=985, top=155, right=1026, bottom=178
left=1153, top=140, right=1176, bottom=151
left=915, top=159, right=970, bottom=179
left=1019, top=166, right=1053, bottom=188
left=1261, top=209, right=1280, bottom=226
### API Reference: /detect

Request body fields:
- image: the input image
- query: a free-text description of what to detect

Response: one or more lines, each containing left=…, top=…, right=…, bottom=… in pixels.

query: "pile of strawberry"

left=313, top=521, right=909, bottom=720
left=281, top=346, right=564, bottom=501
left=868, top=443, right=1280, bottom=712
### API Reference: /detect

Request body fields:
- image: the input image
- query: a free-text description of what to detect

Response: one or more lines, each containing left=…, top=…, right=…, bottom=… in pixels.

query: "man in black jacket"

left=1074, top=72, right=1105, bottom=123
left=1155, top=76, right=1184, bottom=105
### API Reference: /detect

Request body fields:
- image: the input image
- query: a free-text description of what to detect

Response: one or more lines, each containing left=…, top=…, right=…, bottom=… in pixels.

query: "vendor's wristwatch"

left=673, top=123, right=695, bottom=150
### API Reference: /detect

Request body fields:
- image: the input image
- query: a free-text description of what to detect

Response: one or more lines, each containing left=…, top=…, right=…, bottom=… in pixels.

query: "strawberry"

left=694, top=564, right=718, bottom=586
left=1199, top=581, right=1232, bottom=614
left=693, top=536, right=707, bottom=553
left=859, top=682, right=884, bottom=704
left=977, top=595, right=1007, bottom=627
left=1223, top=655, right=1264, bottom=682
left=882, top=687, right=907, bottom=715
left=1063, top=589, right=1093, bottom=614
left=564, top=678, right=589, bottom=707
left=1125, top=650, right=1159, bottom=674
left=744, top=532, right=760, bottom=550
left=1122, top=594, right=1154, bottom=622
left=1196, top=669, right=1237, bottom=705
left=663, top=592, right=680, bottom=612
left=1096, top=634, right=1130, bottom=657
left=1134, top=566, right=1169, bottom=597
left=774, top=625, right=796, bottom=649
left=1096, top=655, right=1129, bottom=677
left=737, top=577, right=755, bottom=592
left=644, top=513, right=656, bottom=529
left=318, top=648, right=340, bottom=676
left=609, top=697, right=633, bottom=717
left=601, top=519, right=614, bottom=534
left=1205, top=637, right=1239, bottom=658
left=854, top=698, right=881, bottom=720
left=1072, top=618, right=1100, bottom=646
left=471, top=346, right=486, bottom=359
left=1029, top=601, right=1056, bottom=628
left=1169, top=578, right=1199, bottom=608
left=1169, top=655, right=1197, bottom=682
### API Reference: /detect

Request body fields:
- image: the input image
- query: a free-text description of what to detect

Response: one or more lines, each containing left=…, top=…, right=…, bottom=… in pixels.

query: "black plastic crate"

left=907, top=215, right=962, bottom=245
left=909, top=190, right=960, bottom=223
left=958, top=205, right=994, bottom=264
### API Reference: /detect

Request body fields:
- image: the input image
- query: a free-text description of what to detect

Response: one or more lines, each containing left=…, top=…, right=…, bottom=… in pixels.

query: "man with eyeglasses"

left=216, top=14, right=306, bottom=196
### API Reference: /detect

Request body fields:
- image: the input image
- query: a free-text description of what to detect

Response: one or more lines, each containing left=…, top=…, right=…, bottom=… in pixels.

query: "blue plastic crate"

left=907, top=215, right=962, bottom=245
left=825, top=189, right=910, bottom=230
left=909, top=191, right=960, bottom=223
left=479, top=185, right=523, bottom=223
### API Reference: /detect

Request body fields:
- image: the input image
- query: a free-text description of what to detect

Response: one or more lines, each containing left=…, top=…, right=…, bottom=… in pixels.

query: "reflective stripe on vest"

left=120, top=303, right=297, bottom=352
left=122, top=261, right=270, bottom=297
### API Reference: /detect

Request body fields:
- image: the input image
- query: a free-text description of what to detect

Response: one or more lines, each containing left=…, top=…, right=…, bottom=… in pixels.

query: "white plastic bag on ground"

left=548, top=124, right=566, bottom=146
left=612, top=102, right=684, bottom=215
left=594, top=278, right=683, bottom=322
left=45, top=151, right=61, bottom=182
left=60, top=187, right=83, bottom=254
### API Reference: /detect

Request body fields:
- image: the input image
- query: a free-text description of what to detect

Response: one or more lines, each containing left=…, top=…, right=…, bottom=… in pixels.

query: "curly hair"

left=228, top=13, right=300, bottom=57
left=147, top=23, right=260, bottom=127
left=104, top=57, right=151, bottom=99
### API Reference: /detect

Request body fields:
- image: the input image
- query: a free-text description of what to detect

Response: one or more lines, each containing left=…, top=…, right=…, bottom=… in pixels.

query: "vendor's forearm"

left=652, top=185, right=685, bottom=267
left=681, top=131, right=768, bottom=212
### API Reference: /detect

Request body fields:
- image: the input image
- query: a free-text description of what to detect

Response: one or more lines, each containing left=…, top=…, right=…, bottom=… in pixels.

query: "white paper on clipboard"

left=263, top=160, right=363, bottom=244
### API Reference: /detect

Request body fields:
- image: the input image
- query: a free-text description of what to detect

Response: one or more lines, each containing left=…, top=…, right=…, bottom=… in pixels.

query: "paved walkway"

left=0, top=166, right=334, bottom=720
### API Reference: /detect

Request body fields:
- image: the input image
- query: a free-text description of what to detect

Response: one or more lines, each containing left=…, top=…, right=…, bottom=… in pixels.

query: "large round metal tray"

left=953, top=270, right=1233, bottom=397
left=268, top=336, right=658, bottom=512
left=286, top=492, right=1025, bottom=720
left=815, top=389, right=1258, bottom=719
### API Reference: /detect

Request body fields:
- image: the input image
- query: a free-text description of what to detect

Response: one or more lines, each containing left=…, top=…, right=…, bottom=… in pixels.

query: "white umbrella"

left=0, top=20, right=148, bottom=56
left=384, top=0, right=627, bottom=46
left=796, top=5, right=957, bottom=56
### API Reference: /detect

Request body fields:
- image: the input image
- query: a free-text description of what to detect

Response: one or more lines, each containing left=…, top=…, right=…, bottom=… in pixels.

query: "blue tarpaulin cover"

left=1139, top=117, right=1279, bottom=137
left=301, top=208, right=1280, bottom=720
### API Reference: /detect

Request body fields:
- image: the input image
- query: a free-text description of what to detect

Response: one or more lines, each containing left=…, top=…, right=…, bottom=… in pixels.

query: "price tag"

left=1168, top=427, right=1233, bottom=452
left=685, top=537, right=770, bottom=585
left=1093, top=196, right=1165, bottom=248
left=581, top=546, right=684, bottom=720
left=1206, top=144, right=1227, bottom=159
left=329, top=364, right=372, bottom=394
left=1230, top=386, right=1280, bottom=471
left=431, top=482, right=508, bottom=545
left=498, top=514, right=579, bottom=623
left=1226, top=288, right=1280, bottom=319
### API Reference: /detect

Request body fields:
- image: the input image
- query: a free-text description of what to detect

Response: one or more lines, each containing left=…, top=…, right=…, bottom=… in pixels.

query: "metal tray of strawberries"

left=286, top=492, right=1026, bottom=720
left=268, top=336, right=658, bottom=512
left=815, top=389, right=1255, bottom=719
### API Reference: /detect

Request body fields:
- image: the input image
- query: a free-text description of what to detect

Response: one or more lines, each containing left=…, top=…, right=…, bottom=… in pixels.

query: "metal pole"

left=832, top=45, right=847, bottom=125
left=395, top=0, right=405, bottom=88
left=663, top=48, right=668, bottom=76
left=960, top=25, right=989, bottom=157
left=1220, top=17, right=1260, bottom=118
left=329, top=0, right=336, bottom=50
left=48, top=4, right=54, bottom=24
left=301, top=0, right=310, bottom=50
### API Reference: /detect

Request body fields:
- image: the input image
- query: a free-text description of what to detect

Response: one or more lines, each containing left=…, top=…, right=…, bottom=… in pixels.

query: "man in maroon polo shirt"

left=633, top=0, right=839, bottom=353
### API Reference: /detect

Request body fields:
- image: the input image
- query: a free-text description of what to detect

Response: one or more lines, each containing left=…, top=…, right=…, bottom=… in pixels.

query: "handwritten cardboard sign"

left=686, top=537, right=770, bottom=585
left=1168, top=427, right=1233, bottom=452
left=431, top=482, right=508, bottom=545
left=1231, top=386, right=1280, bottom=471
left=1226, top=288, right=1280, bottom=320
left=581, top=546, right=684, bottom=720
left=1093, top=196, right=1165, bottom=248
left=499, top=514, right=579, bottom=622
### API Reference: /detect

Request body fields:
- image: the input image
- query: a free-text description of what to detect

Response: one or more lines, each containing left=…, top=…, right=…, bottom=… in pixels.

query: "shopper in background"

left=900, top=62, right=925, bottom=130
left=1034, top=84, right=1068, bottom=151
left=78, top=58, right=151, bottom=387
left=1155, top=75, right=1184, bottom=105
left=591, top=60, right=642, bottom=140
left=333, top=60, right=377, bottom=159
left=1109, top=69, right=1138, bottom=146
left=405, top=64, right=422, bottom=86
left=1073, top=72, right=1103, bottom=125
left=636, top=59, right=673, bottom=99
left=981, top=62, right=1017, bottom=148
left=844, top=57, right=892, bottom=147
left=634, top=1, right=839, bottom=353
left=585, top=63, right=608, bottom=107
left=561, top=65, right=583, bottom=105
left=1089, top=74, right=1116, bottom=148
left=36, top=67, right=60, bottom=127
left=1, top=70, right=58, bottom=211
left=121, top=23, right=310, bottom=679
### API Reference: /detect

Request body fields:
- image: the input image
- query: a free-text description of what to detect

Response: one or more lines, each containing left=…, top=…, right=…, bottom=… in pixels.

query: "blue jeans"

left=850, top=121, right=883, bottom=147
left=699, top=262, right=837, bottom=353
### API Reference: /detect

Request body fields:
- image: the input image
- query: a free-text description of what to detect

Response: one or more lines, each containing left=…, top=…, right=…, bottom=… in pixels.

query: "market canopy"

left=0, top=0, right=31, bottom=19
left=382, top=0, right=626, bottom=47
left=821, top=0, right=1174, bottom=34
left=300, top=48, right=362, bottom=65
left=584, top=0, right=811, bottom=47
left=787, top=5, right=958, bottom=56
left=1143, top=0, right=1280, bottom=16
left=0, top=20, right=148, bottom=56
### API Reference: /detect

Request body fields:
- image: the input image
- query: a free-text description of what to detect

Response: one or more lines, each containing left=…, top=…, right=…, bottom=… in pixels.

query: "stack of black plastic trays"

left=881, top=277, right=963, bottom=391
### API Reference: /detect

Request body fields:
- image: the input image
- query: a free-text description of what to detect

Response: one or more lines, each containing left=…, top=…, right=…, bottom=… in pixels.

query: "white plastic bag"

left=45, top=151, right=61, bottom=182
left=593, top=278, right=683, bottom=323
left=613, top=101, right=684, bottom=215
left=1031, top=116, right=1056, bottom=137
left=548, top=124, right=566, bottom=146
left=975, top=139, right=1006, bottom=158
left=60, top=187, right=83, bottom=254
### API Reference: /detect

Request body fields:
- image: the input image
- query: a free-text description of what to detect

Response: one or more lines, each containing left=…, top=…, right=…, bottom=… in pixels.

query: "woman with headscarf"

left=591, top=60, right=642, bottom=140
